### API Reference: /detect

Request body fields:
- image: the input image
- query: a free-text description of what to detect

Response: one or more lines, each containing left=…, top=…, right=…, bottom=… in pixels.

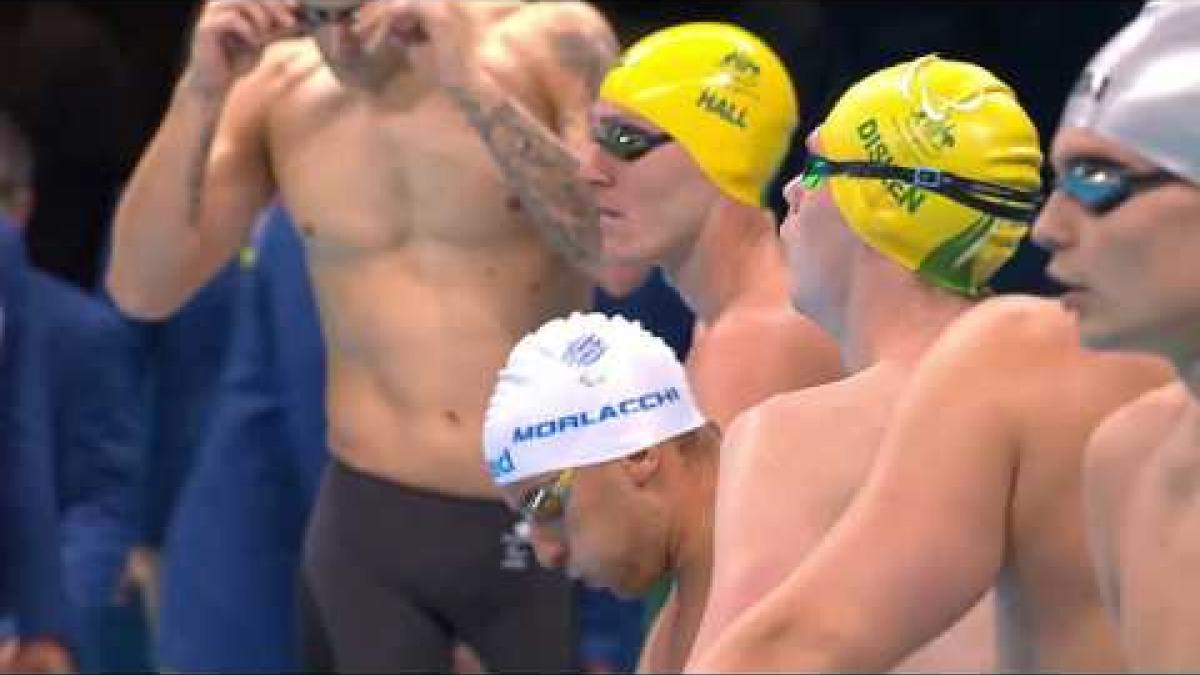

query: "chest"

left=1119, top=427, right=1200, bottom=608
left=263, top=51, right=553, bottom=251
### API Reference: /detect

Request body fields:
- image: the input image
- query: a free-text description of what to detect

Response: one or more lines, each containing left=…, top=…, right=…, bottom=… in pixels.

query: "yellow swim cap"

left=820, top=55, right=1043, bottom=296
left=599, top=23, right=798, bottom=207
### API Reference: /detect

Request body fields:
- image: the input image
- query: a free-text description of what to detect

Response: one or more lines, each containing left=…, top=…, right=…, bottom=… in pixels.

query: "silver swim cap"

left=1061, top=0, right=1200, bottom=184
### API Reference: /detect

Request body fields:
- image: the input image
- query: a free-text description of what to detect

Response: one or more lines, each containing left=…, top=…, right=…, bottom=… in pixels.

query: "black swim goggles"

left=798, top=153, right=1045, bottom=224
left=591, top=117, right=674, bottom=162
left=296, top=1, right=365, bottom=28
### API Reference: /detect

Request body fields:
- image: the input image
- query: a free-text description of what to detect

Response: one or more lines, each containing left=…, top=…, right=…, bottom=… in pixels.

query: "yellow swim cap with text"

left=820, top=55, right=1043, bottom=296
left=600, top=23, right=798, bottom=207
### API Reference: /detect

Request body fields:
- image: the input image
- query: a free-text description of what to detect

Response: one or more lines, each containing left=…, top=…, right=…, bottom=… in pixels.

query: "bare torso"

left=698, top=364, right=995, bottom=671
left=993, top=304, right=1173, bottom=671
left=1094, top=383, right=1200, bottom=671
left=261, top=13, right=590, bottom=498
left=685, top=297, right=1173, bottom=673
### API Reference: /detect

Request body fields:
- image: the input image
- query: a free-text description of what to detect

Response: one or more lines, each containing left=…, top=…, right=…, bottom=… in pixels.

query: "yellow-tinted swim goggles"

left=799, top=154, right=1044, bottom=224
left=519, top=469, right=575, bottom=524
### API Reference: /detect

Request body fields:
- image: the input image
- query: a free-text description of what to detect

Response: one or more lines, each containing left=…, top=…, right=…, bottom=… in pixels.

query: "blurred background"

left=0, top=1, right=1144, bottom=673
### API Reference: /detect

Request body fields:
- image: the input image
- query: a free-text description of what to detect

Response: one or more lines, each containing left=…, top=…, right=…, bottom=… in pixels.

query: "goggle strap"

left=809, top=157, right=1041, bottom=223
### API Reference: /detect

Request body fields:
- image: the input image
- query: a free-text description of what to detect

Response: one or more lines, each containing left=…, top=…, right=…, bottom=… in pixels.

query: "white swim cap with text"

left=483, top=313, right=706, bottom=486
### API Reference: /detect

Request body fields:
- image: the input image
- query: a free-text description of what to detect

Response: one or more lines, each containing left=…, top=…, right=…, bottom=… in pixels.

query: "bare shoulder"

left=718, top=378, right=861, bottom=474
left=497, top=1, right=615, bottom=42
left=712, top=305, right=833, bottom=355
left=719, top=393, right=798, bottom=473
left=934, top=295, right=1081, bottom=367
left=487, top=1, right=619, bottom=60
left=725, top=304, right=833, bottom=345
left=879, top=296, right=1092, bottom=453
left=488, top=1, right=617, bottom=78
left=917, top=296, right=1106, bottom=405
left=689, top=307, right=840, bottom=428
left=697, top=307, right=840, bottom=379
left=1086, top=382, right=1189, bottom=484
left=925, top=294, right=1172, bottom=421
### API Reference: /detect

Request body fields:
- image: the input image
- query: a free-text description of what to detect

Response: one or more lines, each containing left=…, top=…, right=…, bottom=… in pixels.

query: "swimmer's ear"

left=619, top=446, right=663, bottom=487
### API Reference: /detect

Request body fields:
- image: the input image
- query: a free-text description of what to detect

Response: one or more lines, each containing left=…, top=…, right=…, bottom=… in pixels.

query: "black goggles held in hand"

left=296, top=1, right=364, bottom=28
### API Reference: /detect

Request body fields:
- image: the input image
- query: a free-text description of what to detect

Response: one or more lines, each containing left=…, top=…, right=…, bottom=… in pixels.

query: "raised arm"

left=106, top=1, right=298, bottom=320
left=444, top=2, right=617, bottom=273
left=688, top=302, right=1041, bottom=672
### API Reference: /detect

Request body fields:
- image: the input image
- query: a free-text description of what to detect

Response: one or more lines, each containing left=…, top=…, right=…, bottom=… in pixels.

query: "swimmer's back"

left=904, top=295, right=1171, bottom=670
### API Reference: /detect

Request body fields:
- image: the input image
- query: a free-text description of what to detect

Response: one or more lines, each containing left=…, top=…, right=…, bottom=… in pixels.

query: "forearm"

left=448, top=81, right=602, bottom=272
left=106, top=78, right=228, bottom=319
left=635, top=591, right=676, bottom=673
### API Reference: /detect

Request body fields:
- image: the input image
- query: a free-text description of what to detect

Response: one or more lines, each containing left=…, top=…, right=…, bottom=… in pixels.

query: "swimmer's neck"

left=837, top=258, right=974, bottom=373
left=664, top=200, right=788, bottom=323
left=664, top=453, right=716, bottom=618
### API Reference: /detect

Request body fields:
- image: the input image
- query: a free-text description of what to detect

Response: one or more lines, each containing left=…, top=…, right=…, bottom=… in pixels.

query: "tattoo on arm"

left=449, top=87, right=601, bottom=270
left=447, top=20, right=615, bottom=270
left=552, top=28, right=614, bottom=98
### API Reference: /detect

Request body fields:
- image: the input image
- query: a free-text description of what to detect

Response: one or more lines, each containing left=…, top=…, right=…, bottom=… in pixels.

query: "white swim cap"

left=483, top=312, right=707, bottom=486
left=1061, top=0, right=1200, bottom=184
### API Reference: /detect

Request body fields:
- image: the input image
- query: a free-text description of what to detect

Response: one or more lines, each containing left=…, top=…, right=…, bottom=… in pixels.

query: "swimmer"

left=1032, top=2, right=1200, bottom=669
left=106, top=0, right=618, bottom=669
left=689, top=55, right=1173, bottom=673
left=580, top=23, right=842, bottom=431
left=484, top=312, right=716, bottom=672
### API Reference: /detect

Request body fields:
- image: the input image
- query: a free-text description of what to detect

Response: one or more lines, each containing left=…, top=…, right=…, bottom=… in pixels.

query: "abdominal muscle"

left=309, top=234, right=589, bottom=500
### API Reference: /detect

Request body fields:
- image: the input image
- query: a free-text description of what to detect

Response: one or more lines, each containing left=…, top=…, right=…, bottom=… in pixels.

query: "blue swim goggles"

left=1055, top=156, right=1181, bottom=215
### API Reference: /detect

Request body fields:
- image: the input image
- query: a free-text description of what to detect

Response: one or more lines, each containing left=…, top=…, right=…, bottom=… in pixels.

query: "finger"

left=353, top=0, right=389, bottom=37
left=236, top=0, right=278, bottom=38
left=262, top=0, right=301, bottom=37
left=212, top=11, right=266, bottom=58
left=357, top=0, right=421, bottom=41
left=354, top=0, right=398, bottom=24
left=356, top=3, right=405, bottom=51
